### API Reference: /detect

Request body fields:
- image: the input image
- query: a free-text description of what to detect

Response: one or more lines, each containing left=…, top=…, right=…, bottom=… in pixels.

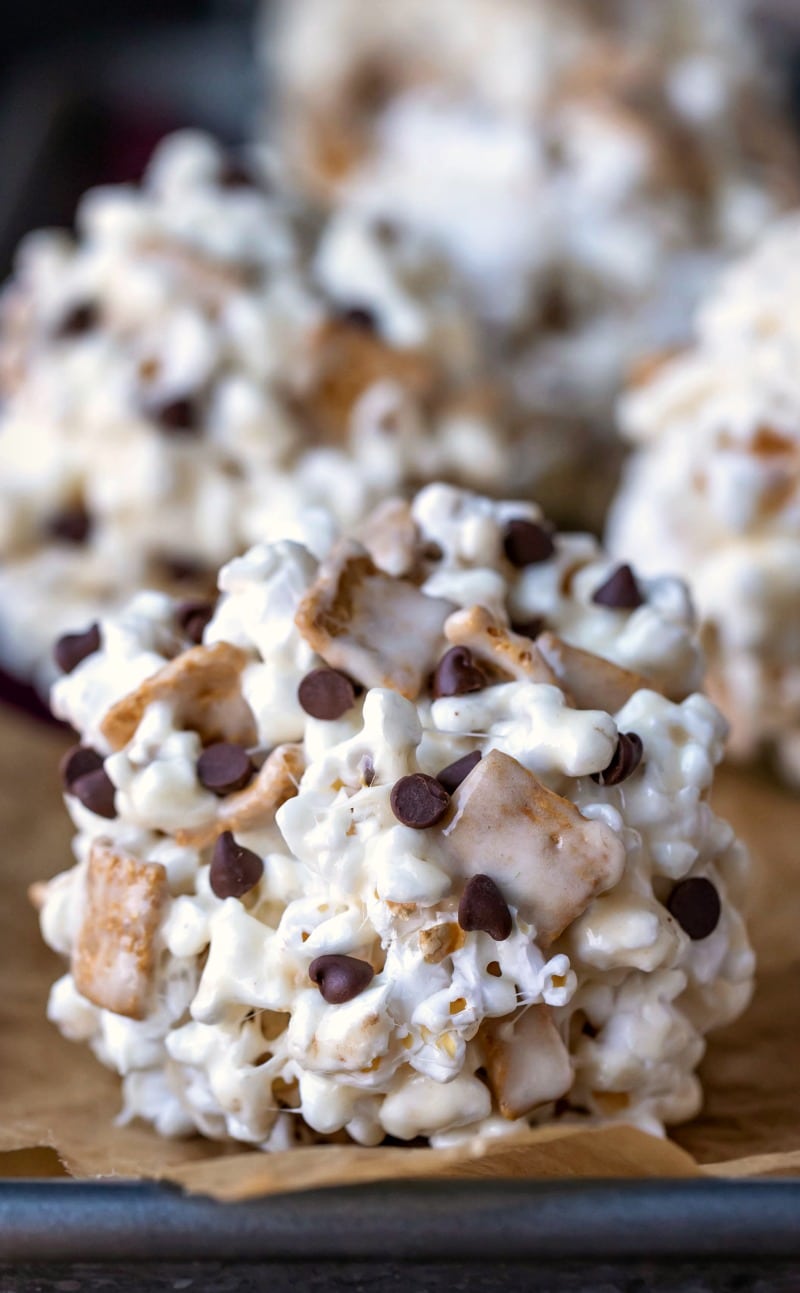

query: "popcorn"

left=37, top=484, right=753, bottom=1148
left=608, top=213, right=800, bottom=784
left=267, top=0, right=797, bottom=525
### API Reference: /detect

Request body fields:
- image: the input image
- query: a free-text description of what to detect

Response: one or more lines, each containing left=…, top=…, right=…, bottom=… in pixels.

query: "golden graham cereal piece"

left=101, top=641, right=257, bottom=751
left=535, top=631, right=656, bottom=713
left=483, top=1004, right=573, bottom=1119
left=444, top=604, right=562, bottom=688
left=295, top=538, right=453, bottom=699
left=439, top=749, right=626, bottom=946
left=72, top=840, right=168, bottom=1020
left=175, top=743, right=305, bottom=849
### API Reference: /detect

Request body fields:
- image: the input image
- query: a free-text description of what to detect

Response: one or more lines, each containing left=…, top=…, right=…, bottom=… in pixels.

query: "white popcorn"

left=38, top=484, right=752, bottom=1149
left=608, top=213, right=800, bottom=783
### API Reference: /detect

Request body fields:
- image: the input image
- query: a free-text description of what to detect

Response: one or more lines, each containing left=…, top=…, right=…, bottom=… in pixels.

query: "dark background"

left=0, top=0, right=258, bottom=275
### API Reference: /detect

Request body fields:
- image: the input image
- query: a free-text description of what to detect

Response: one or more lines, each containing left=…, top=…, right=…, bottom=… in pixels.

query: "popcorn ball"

left=609, top=214, right=800, bottom=784
left=0, top=131, right=524, bottom=691
left=36, top=484, right=753, bottom=1149
left=268, top=0, right=797, bottom=521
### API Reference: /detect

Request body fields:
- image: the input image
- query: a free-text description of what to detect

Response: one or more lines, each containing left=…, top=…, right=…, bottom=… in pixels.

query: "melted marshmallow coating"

left=608, top=213, right=800, bottom=783
left=0, top=131, right=524, bottom=690
left=39, top=484, right=753, bottom=1150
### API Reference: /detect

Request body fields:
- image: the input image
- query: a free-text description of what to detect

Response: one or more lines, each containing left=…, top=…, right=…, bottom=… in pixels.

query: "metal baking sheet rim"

left=1, top=1178, right=799, bottom=1263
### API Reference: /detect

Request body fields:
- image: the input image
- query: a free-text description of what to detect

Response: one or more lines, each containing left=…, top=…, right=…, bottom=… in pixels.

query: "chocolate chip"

left=431, top=647, right=485, bottom=700
left=197, top=742, right=255, bottom=796
left=339, top=305, right=378, bottom=332
left=53, top=623, right=101, bottom=674
left=59, top=744, right=104, bottom=790
left=210, top=831, right=264, bottom=899
left=309, top=954, right=375, bottom=1004
left=592, top=564, right=644, bottom=610
left=503, top=519, right=555, bottom=568
left=55, top=302, right=99, bottom=338
left=458, top=874, right=512, bottom=941
left=298, top=668, right=357, bottom=721
left=511, top=616, right=545, bottom=640
left=436, top=750, right=481, bottom=794
left=71, top=767, right=117, bottom=819
left=160, top=555, right=212, bottom=584
left=592, top=732, right=643, bottom=786
left=667, top=877, right=721, bottom=940
left=46, top=503, right=92, bottom=546
left=152, top=396, right=199, bottom=435
left=219, top=158, right=254, bottom=188
left=390, top=773, right=450, bottom=829
left=175, top=599, right=214, bottom=645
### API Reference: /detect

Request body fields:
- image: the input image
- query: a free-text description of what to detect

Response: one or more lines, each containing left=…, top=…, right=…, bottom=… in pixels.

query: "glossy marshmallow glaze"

left=38, top=485, right=753, bottom=1148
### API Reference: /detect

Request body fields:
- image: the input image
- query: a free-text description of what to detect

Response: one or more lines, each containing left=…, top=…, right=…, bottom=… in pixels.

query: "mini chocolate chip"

left=436, top=750, right=481, bottom=794
left=298, top=668, right=357, bottom=721
left=667, top=877, right=721, bottom=940
left=60, top=744, right=104, bottom=790
left=53, top=623, right=101, bottom=674
left=458, top=874, right=512, bottom=941
left=219, top=158, right=254, bottom=188
left=55, top=302, right=99, bottom=338
left=339, top=305, right=378, bottom=332
left=197, top=742, right=255, bottom=796
left=160, top=555, right=212, bottom=584
left=309, top=954, right=375, bottom=1004
left=210, top=831, right=264, bottom=899
left=431, top=647, right=486, bottom=700
left=511, top=616, right=545, bottom=640
left=592, top=732, right=643, bottom=786
left=152, top=396, right=199, bottom=435
left=503, top=519, right=555, bottom=567
left=47, top=503, right=92, bottom=546
left=71, top=767, right=117, bottom=819
left=592, top=564, right=644, bottom=610
left=175, top=599, right=215, bottom=645
left=390, top=773, right=450, bottom=829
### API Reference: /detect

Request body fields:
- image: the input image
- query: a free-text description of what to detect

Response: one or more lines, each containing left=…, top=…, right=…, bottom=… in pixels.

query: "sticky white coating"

left=269, top=0, right=794, bottom=521
left=0, top=131, right=521, bottom=692
left=608, top=213, right=800, bottom=783
left=39, top=484, right=752, bottom=1150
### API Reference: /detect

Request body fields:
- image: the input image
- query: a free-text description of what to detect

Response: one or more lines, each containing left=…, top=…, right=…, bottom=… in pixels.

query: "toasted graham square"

left=295, top=539, right=452, bottom=699
left=440, top=749, right=626, bottom=946
left=101, top=641, right=256, bottom=751
left=72, top=840, right=168, bottom=1020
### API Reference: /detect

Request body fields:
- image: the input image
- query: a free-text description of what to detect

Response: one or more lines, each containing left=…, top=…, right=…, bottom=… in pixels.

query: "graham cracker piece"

left=295, top=539, right=452, bottom=699
left=483, top=1005, right=573, bottom=1119
left=175, top=743, right=304, bottom=849
left=72, top=840, right=168, bottom=1020
left=300, top=317, right=438, bottom=444
left=444, top=606, right=563, bottom=689
left=440, top=749, right=626, bottom=946
left=535, top=632, right=653, bottom=714
left=101, top=642, right=256, bottom=752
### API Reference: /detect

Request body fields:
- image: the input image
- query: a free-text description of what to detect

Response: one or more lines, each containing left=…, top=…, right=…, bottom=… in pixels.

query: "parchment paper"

left=0, top=706, right=797, bottom=1200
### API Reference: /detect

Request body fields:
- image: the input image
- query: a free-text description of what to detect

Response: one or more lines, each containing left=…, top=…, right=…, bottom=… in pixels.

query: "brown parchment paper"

left=0, top=706, right=797, bottom=1200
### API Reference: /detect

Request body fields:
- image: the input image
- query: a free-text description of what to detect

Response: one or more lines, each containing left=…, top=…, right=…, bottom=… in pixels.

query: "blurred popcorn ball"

left=265, top=0, right=799, bottom=522
left=608, top=215, right=800, bottom=785
left=36, top=483, right=753, bottom=1148
left=0, top=130, right=555, bottom=691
